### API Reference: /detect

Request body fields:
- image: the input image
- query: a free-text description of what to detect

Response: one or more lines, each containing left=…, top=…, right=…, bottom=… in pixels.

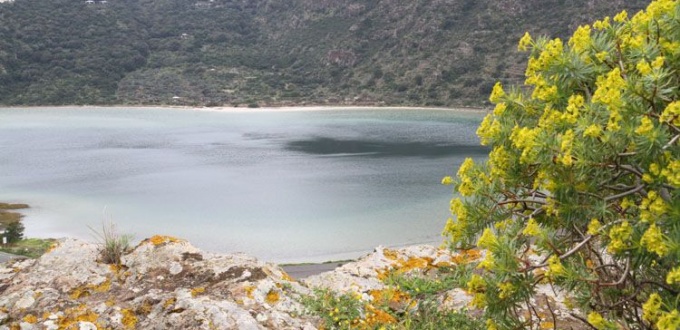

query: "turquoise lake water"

left=0, top=107, right=486, bottom=263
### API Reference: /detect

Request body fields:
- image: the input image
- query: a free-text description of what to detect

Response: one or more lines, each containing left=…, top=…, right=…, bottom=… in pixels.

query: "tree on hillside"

left=443, top=1, right=679, bottom=329
left=5, top=221, right=25, bottom=244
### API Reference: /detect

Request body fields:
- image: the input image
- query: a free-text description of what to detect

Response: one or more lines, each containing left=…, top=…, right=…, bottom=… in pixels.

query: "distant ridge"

left=0, top=0, right=648, bottom=107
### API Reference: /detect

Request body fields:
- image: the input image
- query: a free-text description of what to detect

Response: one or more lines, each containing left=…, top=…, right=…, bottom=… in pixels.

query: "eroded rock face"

left=0, top=237, right=316, bottom=330
left=0, top=239, right=586, bottom=329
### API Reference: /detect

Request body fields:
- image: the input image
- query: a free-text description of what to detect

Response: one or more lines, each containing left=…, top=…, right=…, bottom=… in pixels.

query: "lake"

left=0, top=107, right=487, bottom=263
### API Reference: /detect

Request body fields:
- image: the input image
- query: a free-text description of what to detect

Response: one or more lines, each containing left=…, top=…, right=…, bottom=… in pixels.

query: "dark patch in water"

left=286, top=137, right=489, bottom=158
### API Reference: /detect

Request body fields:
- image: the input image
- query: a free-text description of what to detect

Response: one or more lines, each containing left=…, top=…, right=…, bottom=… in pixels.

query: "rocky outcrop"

left=0, top=237, right=315, bottom=330
left=0, top=238, right=585, bottom=329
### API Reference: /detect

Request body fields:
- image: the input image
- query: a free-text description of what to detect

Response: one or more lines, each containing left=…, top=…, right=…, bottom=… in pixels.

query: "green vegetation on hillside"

left=0, top=0, right=648, bottom=107
left=0, top=203, right=56, bottom=258
left=443, top=1, right=680, bottom=329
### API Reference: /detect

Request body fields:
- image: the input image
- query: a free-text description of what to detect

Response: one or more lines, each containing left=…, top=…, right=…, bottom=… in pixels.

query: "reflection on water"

left=0, top=107, right=486, bottom=263
left=286, top=137, right=489, bottom=157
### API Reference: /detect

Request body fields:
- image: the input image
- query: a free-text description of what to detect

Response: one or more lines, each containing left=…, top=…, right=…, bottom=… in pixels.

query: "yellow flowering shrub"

left=443, top=1, right=680, bottom=329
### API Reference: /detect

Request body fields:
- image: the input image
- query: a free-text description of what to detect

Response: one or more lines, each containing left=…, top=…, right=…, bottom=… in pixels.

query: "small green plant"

left=89, top=218, right=132, bottom=265
left=301, top=289, right=365, bottom=329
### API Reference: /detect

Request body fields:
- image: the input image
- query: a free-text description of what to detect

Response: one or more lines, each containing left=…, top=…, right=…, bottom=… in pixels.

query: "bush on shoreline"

left=443, top=1, right=679, bottom=329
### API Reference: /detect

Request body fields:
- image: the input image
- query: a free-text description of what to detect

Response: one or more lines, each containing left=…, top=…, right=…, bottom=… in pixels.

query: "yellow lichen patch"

left=22, top=314, right=38, bottom=324
left=121, top=309, right=138, bottom=329
left=280, top=271, right=295, bottom=282
left=105, top=298, right=116, bottom=307
left=364, top=304, right=397, bottom=327
left=266, top=290, right=280, bottom=304
left=191, top=287, right=205, bottom=297
left=147, top=235, right=182, bottom=246
left=244, top=285, right=255, bottom=299
left=57, top=305, right=99, bottom=329
left=540, top=321, right=555, bottom=329
left=33, top=291, right=43, bottom=299
left=451, top=249, right=482, bottom=264
left=382, top=248, right=398, bottom=260
left=69, top=287, right=91, bottom=300
left=163, top=297, right=176, bottom=309
left=75, top=310, right=98, bottom=323
left=94, top=279, right=111, bottom=293
left=69, top=278, right=112, bottom=299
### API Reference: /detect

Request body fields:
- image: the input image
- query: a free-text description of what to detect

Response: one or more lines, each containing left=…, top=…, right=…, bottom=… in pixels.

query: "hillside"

left=0, top=0, right=648, bottom=107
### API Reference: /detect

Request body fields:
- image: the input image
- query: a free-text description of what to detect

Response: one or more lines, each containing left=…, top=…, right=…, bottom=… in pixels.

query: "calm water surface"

left=0, top=107, right=486, bottom=263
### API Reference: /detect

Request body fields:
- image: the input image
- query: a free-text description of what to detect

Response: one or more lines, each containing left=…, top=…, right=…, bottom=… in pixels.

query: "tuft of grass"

left=89, top=219, right=133, bottom=265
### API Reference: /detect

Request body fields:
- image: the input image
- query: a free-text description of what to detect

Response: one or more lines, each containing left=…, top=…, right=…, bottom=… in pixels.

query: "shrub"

left=5, top=221, right=25, bottom=244
left=442, top=1, right=679, bottom=329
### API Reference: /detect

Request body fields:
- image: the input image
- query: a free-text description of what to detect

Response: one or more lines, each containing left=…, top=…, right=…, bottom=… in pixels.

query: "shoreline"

left=0, top=104, right=490, bottom=114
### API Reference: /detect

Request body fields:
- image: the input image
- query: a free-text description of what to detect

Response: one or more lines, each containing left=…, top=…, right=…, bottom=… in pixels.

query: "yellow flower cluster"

left=488, top=145, right=511, bottom=178
left=522, top=217, right=542, bottom=237
left=518, top=32, right=532, bottom=51
left=510, top=125, right=539, bottom=163
left=441, top=176, right=453, bottom=185
left=467, top=274, right=486, bottom=293
left=613, top=10, right=628, bottom=23
left=489, top=82, right=505, bottom=103
left=456, top=158, right=476, bottom=196
left=583, top=124, right=602, bottom=138
left=592, top=68, right=626, bottom=131
left=569, top=25, right=592, bottom=53
left=647, top=0, right=676, bottom=19
left=634, top=116, right=656, bottom=137
left=639, top=191, right=668, bottom=223
left=444, top=198, right=468, bottom=242
left=476, top=228, right=498, bottom=249
left=593, top=17, right=610, bottom=30
left=498, top=282, right=515, bottom=299
left=477, top=253, right=495, bottom=271
left=643, top=293, right=662, bottom=322
left=636, top=59, right=652, bottom=75
left=587, top=218, right=602, bottom=235
left=661, top=159, right=680, bottom=186
left=607, top=221, right=632, bottom=253
left=640, top=223, right=668, bottom=257
left=546, top=255, right=566, bottom=277
left=660, top=101, right=680, bottom=126
left=559, top=129, right=575, bottom=166
left=477, top=114, right=501, bottom=146
left=657, top=311, right=680, bottom=330
left=564, top=94, right=584, bottom=124
left=667, top=266, right=680, bottom=284
left=587, top=312, right=609, bottom=330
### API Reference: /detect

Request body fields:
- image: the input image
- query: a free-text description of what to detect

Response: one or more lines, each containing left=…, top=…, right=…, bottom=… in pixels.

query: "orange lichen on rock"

left=451, top=249, right=482, bottom=265
left=147, top=235, right=182, bottom=246
left=400, top=257, right=431, bottom=272
left=266, top=290, right=280, bottom=304
left=22, top=314, right=38, bottom=324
